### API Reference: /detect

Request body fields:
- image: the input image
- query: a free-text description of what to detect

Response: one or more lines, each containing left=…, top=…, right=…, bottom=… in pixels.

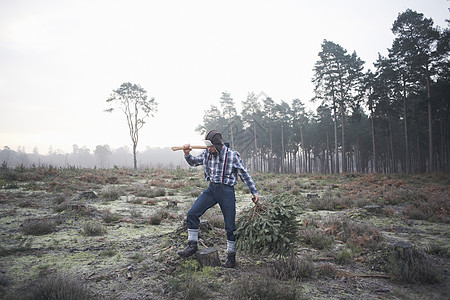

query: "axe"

left=171, top=145, right=207, bottom=151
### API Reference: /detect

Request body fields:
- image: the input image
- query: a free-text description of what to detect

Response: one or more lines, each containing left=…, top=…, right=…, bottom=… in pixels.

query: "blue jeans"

left=186, top=183, right=236, bottom=241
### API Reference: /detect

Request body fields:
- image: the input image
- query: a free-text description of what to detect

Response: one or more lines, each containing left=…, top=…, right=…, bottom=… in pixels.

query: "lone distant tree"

left=105, top=82, right=158, bottom=170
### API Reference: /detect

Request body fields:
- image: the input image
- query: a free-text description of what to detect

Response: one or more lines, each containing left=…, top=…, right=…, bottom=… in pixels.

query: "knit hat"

left=204, top=130, right=224, bottom=153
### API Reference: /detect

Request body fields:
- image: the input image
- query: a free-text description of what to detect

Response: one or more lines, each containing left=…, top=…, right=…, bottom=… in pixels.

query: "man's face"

left=207, top=145, right=216, bottom=153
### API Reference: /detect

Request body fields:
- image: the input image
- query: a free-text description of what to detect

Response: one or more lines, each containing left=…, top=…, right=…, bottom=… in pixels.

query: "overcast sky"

left=1, top=0, right=448, bottom=154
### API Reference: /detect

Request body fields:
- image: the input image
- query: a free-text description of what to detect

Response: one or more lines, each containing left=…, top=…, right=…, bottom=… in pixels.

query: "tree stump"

left=196, top=247, right=221, bottom=267
left=393, top=241, right=413, bottom=260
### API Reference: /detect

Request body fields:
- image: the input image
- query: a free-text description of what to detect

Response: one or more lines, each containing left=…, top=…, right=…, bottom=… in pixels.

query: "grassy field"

left=0, top=166, right=449, bottom=299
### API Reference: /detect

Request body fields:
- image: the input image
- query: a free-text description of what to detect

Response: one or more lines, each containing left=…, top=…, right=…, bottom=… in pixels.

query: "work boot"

left=178, top=241, right=198, bottom=258
left=223, top=252, right=236, bottom=268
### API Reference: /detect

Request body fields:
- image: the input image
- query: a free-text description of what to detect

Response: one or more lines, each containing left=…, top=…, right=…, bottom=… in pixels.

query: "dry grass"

left=19, top=272, right=97, bottom=300
left=82, top=221, right=106, bottom=236
left=230, top=274, right=301, bottom=300
left=387, top=246, right=442, bottom=284
left=21, top=218, right=56, bottom=236
left=270, top=254, right=315, bottom=281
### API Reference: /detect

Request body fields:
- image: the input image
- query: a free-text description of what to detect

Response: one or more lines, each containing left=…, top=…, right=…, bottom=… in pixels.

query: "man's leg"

left=178, top=185, right=217, bottom=257
left=217, top=185, right=237, bottom=267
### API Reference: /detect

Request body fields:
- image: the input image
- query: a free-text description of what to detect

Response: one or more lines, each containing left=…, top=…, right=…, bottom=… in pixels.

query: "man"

left=178, top=130, right=259, bottom=268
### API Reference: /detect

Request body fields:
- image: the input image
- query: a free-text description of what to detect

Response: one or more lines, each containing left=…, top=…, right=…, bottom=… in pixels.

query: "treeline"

left=0, top=145, right=186, bottom=169
left=197, top=9, right=450, bottom=174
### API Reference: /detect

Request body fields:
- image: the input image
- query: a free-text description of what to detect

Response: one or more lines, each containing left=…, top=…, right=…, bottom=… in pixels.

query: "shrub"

left=335, top=248, right=353, bottom=265
left=136, top=186, right=166, bottom=198
left=0, top=273, right=9, bottom=295
left=387, top=245, right=442, bottom=284
left=21, top=218, right=56, bottom=235
left=301, top=228, right=334, bottom=250
left=82, top=221, right=106, bottom=236
left=382, top=188, right=425, bottom=205
left=322, top=217, right=383, bottom=251
left=0, top=238, right=32, bottom=257
left=404, top=192, right=450, bottom=223
left=404, top=206, right=428, bottom=220
left=425, top=243, right=448, bottom=258
left=340, top=219, right=383, bottom=250
left=17, top=198, right=38, bottom=208
left=130, top=209, right=142, bottom=218
left=149, top=187, right=166, bottom=198
left=128, top=197, right=143, bottom=204
left=165, top=260, right=213, bottom=300
left=53, top=201, right=69, bottom=213
left=309, top=190, right=355, bottom=210
left=102, top=211, right=120, bottom=223
left=130, top=253, right=145, bottom=262
left=183, top=279, right=209, bottom=300
left=165, top=276, right=183, bottom=294
left=101, top=189, right=121, bottom=201
left=52, top=194, right=67, bottom=205
left=270, top=255, right=315, bottom=281
left=236, top=194, right=300, bottom=255
left=106, top=176, right=119, bottom=184
left=316, top=263, right=337, bottom=278
left=59, top=202, right=98, bottom=217
left=99, top=248, right=117, bottom=257
left=23, top=272, right=96, bottom=300
left=149, top=211, right=163, bottom=225
left=231, top=274, right=300, bottom=300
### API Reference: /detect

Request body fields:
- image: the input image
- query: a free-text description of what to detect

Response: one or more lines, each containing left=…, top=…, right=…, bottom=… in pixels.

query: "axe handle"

left=171, top=145, right=207, bottom=151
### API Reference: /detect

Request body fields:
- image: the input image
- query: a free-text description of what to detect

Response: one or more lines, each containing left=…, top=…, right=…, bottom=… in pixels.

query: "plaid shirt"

left=185, top=146, right=258, bottom=195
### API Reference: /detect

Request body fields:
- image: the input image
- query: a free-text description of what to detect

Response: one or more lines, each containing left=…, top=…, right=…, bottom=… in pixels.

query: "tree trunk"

left=299, top=115, right=306, bottom=173
left=269, top=127, right=273, bottom=172
left=426, top=64, right=433, bottom=172
left=333, top=101, right=339, bottom=173
left=326, top=130, right=330, bottom=174
left=340, top=103, right=347, bottom=173
left=298, top=151, right=302, bottom=174
left=440, top=119, right=446, bottom=172
left=402, top=77, right=410, bottom=173
left=253, top=121, right=258, bottom=171
left=370, top=108, right=377, bottom=173
left=388, top=115, right=395, bottom=173
left=281, top=123, right=285, bottom=173
left=133, top=143, right=137, bottom=170
left=444, top=101, right=450, bottom=172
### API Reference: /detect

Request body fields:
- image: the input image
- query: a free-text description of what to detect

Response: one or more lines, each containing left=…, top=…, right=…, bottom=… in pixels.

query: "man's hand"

left=183, top=144, right=192, bottom=156
left=252, top=194, right=259, bottom=204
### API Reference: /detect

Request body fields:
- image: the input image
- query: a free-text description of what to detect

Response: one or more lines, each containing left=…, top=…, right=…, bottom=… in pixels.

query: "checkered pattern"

left=185, top=146, right=257, bottom=195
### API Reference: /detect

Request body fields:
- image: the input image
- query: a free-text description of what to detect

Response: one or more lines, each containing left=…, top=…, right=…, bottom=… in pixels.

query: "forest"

left=198, top=10, right=450, bottom=174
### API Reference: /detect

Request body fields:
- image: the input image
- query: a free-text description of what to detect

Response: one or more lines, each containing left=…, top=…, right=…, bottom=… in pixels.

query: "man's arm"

left=233, top=153, right=259, bottom=203
left=183, top=143, right=204, bottom=167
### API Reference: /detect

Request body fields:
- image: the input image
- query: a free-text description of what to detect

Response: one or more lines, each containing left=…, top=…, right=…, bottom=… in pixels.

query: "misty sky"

left=0, top=0, right=448, bottom=154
